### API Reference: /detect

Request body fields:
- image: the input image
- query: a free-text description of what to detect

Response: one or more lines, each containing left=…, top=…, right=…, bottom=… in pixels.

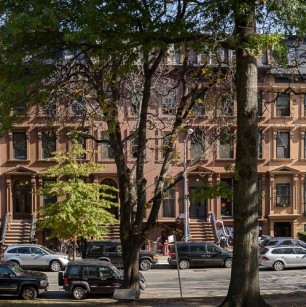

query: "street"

left=43, top=265, right=306, bottom=300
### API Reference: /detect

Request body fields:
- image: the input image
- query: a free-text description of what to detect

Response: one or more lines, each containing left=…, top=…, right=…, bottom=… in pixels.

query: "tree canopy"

left=38, top=139, right=118, bottom=240
left=1, top=0, right=306, bottom=304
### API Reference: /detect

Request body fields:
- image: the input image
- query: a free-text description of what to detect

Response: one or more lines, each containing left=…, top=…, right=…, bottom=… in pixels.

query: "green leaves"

left=37, top=140, right=118, bottom=240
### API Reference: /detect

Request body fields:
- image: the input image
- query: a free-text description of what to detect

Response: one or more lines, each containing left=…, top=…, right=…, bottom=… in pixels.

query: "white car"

left=258, top=245, right=306, bottom=271
left=3, top=244, right=69, bottom=272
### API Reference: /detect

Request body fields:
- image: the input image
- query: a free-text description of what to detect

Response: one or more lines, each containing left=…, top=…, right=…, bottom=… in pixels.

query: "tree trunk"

left=219, top=1, right=270, bottom=306
left=121, top=239, right=141, bottom=297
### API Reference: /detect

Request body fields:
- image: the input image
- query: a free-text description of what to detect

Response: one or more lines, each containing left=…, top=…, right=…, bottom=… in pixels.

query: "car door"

left=103, top=245, right=123, bottom=267
left=14, top=247, right=32, bottom=267
left=280, top=247, right=296, bottom=266
left=205, top=244, right=224, bottom=266
left=188, top=244, right=206, bottom=267
left=29, top=246, right=49, bottom=268
left=0, top=266, right=19, bottom=295
left=83, top=265, right=101, bottom=294
left=292, top=247, right=306, bottom=267
left=98, top=265, right=122, bottom=293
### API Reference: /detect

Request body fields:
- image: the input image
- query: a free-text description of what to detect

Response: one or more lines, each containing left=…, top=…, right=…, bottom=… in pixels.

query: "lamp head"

left=187, top=128, right=194, bottom=135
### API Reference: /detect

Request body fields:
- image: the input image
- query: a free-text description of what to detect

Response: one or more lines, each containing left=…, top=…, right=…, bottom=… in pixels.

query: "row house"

left=0, top=42, right=306, bottom=248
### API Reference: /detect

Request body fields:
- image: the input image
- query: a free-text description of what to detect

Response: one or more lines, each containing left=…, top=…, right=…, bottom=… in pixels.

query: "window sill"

left=272, top=158, right=293, bottom=162
left=8, top=159, right=31, bottom=163
left=36, top=159, right=57, bottom=163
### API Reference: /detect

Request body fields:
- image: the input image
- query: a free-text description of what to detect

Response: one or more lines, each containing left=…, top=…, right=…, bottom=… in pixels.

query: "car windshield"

left=111, top=265, right=122, bottom=277
left=40, top=246, right=56, bottom=255
left=9, top=263, right=25, bottom=276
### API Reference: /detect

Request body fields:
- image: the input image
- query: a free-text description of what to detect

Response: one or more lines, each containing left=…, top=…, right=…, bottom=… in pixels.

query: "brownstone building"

left=1, top=44, right=306, bottom=248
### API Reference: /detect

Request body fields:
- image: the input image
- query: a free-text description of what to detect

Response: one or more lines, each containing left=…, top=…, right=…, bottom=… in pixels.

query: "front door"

left=189, top=179, right=207, bottom=219
left=274, top=222, right=291, bottom=237
left=13, top=179, right=32, bottom=219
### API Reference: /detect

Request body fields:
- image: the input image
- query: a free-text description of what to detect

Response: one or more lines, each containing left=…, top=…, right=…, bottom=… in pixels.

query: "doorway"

left=13, top=179, right=32, bottom=219
left=274, top=222, right=291, bottom=237
left=189, top=179, right=207, bottom=219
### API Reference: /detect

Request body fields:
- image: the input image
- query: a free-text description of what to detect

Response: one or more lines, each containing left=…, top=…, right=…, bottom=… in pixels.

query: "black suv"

left=58, top=260, right=146, bottom=300
left=84, top=240, right=158, bottom=271
left=0, top=261, right=49, bottom=300
left=168, top=241, right=233, bottom=269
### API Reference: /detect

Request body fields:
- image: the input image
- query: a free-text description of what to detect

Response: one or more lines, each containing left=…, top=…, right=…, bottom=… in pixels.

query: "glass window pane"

left=42, top=131, right=56, bottom=159
left=13, top=132, right=27, bottom=160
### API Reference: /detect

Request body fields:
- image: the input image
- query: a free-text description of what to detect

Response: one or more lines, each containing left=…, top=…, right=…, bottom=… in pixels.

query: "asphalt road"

left=43, top=263, right=306, bottom=299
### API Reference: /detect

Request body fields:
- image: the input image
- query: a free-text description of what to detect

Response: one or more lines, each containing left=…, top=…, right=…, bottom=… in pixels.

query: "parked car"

left=259, top=237, right=306, bottom=253
left=3, top=244, right=69, bottom=272
left=258, top=245, right=306, bottom=271
left=168, top=241, right=233, bottom=269
left=259, top=237, right=306, bottom=248
left=84, top=240, right=158, bottom=271
left=58, top=260, right=146, bottom=300
left=0, top=261, right=49, bottom=300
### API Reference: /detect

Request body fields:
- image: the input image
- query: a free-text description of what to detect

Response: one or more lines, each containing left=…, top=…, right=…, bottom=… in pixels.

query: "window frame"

left=276, top=131, right=290, bottom=159
left=12, top=131, right=27, bottom=160
left=275, top=183, right=291, bottom=207
left=162, top=185, right=176, bottom=218
left=41, top=130, right=56, bottom=160
left=276, top=94, right=290, bottom=117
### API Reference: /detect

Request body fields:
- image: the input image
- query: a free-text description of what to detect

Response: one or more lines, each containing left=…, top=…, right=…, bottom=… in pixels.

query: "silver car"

left=3, top=244, right=69, bottom=272
left=258, top=245, right=306, bottom=271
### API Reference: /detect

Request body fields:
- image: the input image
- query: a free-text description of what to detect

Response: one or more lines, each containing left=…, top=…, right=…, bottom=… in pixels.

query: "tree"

left=1, top=0, right=306, bottom=304
left=0, top=1, right=231, bottom=295
left=38, top=137, right=118, bottom=259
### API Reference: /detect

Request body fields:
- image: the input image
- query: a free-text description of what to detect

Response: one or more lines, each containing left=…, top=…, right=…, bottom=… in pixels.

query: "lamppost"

left=183, top=128, right=193, bottom=242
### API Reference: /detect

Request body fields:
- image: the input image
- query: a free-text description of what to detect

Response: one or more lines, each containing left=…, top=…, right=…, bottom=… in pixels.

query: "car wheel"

left=21, top=286, right=37, bottom=300
left=224, top=258, right=233, bottom=268
left=273, top=261, right=285, bottom=271
left=72, top=286, right=87, bottom=300
left=50, top=260, right=62, bottom=272
left=139, top=259, right=151, bottom=271
left=179, top=259, right=190, bottom=270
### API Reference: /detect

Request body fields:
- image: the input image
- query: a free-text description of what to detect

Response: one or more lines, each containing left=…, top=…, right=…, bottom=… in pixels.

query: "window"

left=71, top=133, right=87, bottom=160
left=258, top=131, right=263, bottom=159
left=101, top=132, right=114, bottom=160
left=162, top=94, right=176, bottom=115
left=276, top=183, right=290, bottom=207
left=162, top=132, right=173, bottom=159
left=219, top=131, right=234, bottom=159
left=84, top=266, right=99, bottom=278
left=257, top=177, right=262, bottom=217
left=42, top=101, right=56, bottom=117
left=276, top=94, right=290, bottom=116
left=220, top=94, right=234, bottom=116
left=13, top=103, right=26, bottom=116
left=72, top=98, right=86, bottom=117
left=192, top=92, right=205, bottom=116
left=162, top=186, right=176, bottom=217
left=42, top=131, right=56, bottom=159
left=131, top=95, right=142, bottom=116
left=190, top=131, right=205, bottom=160
left=304, top=134, right=306, bottom=159
left=220, top=178, right=233, bottom=217
left=13, top=132, right=27, bottom=160
left=43, top=179, right=57, bottom=206
left=276, top=132, right=290, bottom=158
left=131, top=135, right=138, bottom=158
left=258, top=93, right=263, bottom=116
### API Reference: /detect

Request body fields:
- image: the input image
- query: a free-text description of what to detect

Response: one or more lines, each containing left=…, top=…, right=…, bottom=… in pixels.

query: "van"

left=168, top=241, right=232, bottom=269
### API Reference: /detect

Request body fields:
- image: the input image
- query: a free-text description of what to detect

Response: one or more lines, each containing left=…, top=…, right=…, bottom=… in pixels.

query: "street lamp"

left=183, top=128, right=193, bottom=242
